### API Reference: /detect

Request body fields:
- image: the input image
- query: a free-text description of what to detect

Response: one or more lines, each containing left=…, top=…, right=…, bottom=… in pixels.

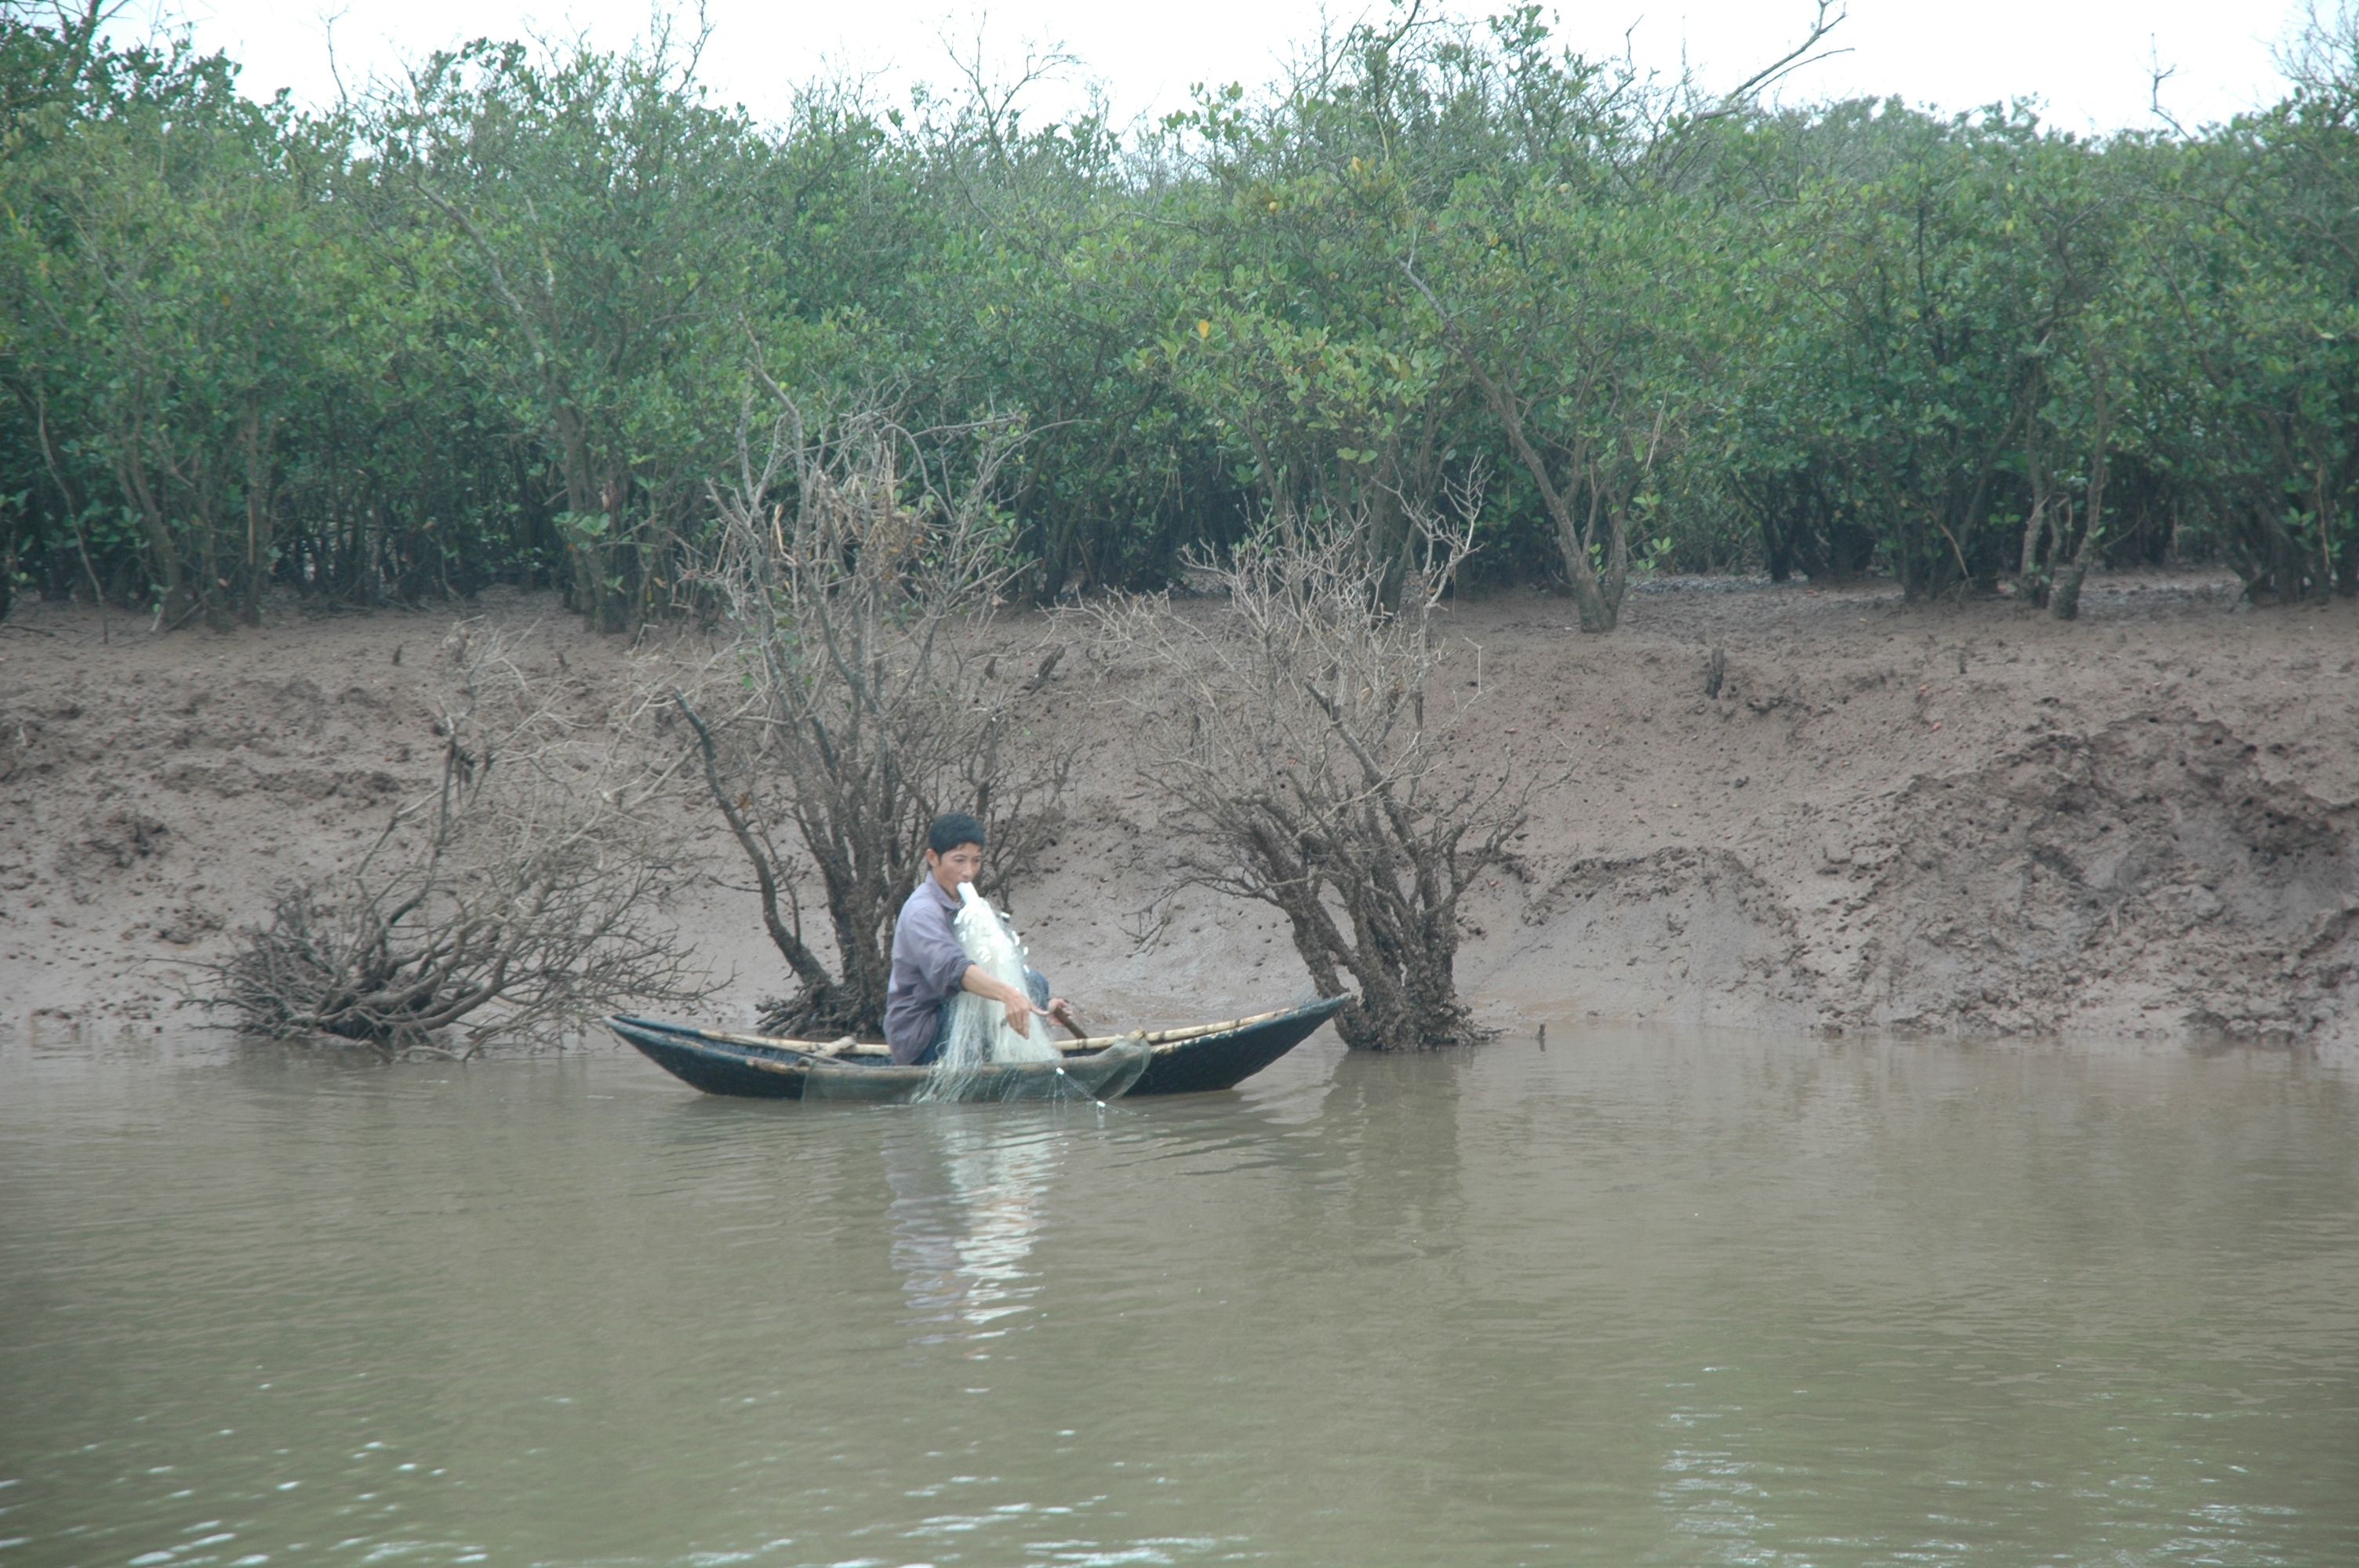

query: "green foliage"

left=5, top=4, right=2359, bottom=628
left=3, top=14, right=321, bottom=624
left=2144, top=63, right=2359, bottom=601
left=379, top=33, right=785, bottom=630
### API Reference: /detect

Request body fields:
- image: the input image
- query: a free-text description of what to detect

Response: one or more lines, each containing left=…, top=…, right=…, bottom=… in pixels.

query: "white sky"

left=118, top=1, right=2307, bottom=136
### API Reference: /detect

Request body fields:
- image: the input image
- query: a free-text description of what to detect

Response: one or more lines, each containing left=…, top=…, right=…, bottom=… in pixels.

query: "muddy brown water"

left=2, top=1024, right=2354, bottom=1567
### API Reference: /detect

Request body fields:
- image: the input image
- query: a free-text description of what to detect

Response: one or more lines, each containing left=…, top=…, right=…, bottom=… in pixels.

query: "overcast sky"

left=117, top=1, right=2308, bottom=136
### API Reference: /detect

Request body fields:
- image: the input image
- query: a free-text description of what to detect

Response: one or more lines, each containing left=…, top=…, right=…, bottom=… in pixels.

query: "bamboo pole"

left=663, top=1004, right=1312, bottom=1058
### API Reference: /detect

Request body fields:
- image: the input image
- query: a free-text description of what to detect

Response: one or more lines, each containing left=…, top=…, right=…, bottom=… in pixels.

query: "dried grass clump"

left=213, top=623, right=712, bottom=1052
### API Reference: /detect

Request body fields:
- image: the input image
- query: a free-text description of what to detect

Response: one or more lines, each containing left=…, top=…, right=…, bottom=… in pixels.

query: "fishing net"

left=800, top=1040, right=1150, bottom=1103
left=918, top=884, right=1063, bottom=1103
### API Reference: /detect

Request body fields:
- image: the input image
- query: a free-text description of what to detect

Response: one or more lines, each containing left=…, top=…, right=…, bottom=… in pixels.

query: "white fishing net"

left=799, top=1043, right=1147, bottom=1103
left=917, top=883, right=1066, bottom=1103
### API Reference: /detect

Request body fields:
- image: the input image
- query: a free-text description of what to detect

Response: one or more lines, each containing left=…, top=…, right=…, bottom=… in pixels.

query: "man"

left=884, top=812, right=1074, bottom=1065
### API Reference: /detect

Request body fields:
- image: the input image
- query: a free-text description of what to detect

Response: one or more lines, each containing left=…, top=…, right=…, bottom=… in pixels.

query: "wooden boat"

left=605, top=995, right=1348, bottom=1102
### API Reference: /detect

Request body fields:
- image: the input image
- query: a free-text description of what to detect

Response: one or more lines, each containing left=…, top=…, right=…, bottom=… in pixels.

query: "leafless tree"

left=671, top=385, right=1067, bottom=1037
left=212, top=623, right=714, bottom=1052
left=1089, top=493, right=1543, bottom=1050
left=2281, top=3, right=2359, bottom=97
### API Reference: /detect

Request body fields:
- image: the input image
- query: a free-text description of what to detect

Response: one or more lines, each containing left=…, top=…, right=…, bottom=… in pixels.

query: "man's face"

left=927, top=842, right=984, bottom=893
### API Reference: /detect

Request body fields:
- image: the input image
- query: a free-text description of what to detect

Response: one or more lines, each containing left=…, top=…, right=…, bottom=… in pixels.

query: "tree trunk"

left=1366, top=481, right=1415, bottom=611
left=241, top=402, right=275, bottom=625
left=1412, top=271, right=1621, bottom=631
left=2051, top=370, right=2113, bottom=622
left=118, top=452, right=184, bottom=624
left=554, top=413, right=627, bottom=633
left=1528, top=449, right=1619, bottom=633
left=2050, top=497, right=2102, bottom=620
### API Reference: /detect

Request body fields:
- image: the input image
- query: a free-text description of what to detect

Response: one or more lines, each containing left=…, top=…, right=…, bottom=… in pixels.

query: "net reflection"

left=882, top=1112, right=1063, bottom=1348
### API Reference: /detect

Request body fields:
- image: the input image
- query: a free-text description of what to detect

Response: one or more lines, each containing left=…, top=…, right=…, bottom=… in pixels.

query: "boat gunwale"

left=607, top=1000, right=1339, bottom=1064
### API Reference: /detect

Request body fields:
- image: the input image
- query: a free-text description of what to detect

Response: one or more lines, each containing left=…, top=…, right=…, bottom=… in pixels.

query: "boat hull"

left=606, top=996, right=1347, bottom=1101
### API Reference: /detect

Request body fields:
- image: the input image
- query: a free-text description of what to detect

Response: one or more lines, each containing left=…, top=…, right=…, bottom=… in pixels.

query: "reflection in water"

left=2, top=1026, right=2354, bottom=1566
left=884, top=1112, right=1062, bottom=1346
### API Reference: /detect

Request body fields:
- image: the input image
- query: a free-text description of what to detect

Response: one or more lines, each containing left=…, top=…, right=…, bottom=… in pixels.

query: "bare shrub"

left=1091, top=499, right=1546, bottom=1050
left=671, top=387, right=1066, bottom=1037
left=212, top=624, right=713, bottom=1051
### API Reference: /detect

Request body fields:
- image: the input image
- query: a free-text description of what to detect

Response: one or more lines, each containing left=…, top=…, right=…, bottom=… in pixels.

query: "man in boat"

left=884, top=812, right=1075, bottom=1065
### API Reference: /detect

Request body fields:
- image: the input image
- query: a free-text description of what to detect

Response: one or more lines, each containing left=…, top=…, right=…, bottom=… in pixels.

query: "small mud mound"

left=1493, top=847, right=1811, bottom=1023
left=55, top=807, right=172, bottom=897
left=1846, top=718, right=2357, bottom=1045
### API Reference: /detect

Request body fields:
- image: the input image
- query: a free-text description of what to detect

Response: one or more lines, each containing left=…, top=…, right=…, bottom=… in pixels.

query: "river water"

left=2, top=1024, right=2354, bottom=1567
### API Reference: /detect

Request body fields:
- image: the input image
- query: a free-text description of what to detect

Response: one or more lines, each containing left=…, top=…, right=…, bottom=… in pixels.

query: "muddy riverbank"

left=3, top=570, right=2353, bottom=1057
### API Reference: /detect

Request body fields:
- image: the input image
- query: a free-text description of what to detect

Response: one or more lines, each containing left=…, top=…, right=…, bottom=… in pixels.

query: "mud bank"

left=3, top=572, right=2354, bottom=1058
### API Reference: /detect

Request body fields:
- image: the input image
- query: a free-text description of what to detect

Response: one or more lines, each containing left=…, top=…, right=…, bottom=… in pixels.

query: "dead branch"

left=1088, top=492, right=1557, bottom=1049
left=671, top=387, right=1067, bottom=1036
left=209, top=622, right=715, bottom=1048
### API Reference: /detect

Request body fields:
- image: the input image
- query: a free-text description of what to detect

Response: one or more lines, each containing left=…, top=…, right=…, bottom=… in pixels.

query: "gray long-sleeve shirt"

left=884, top=878, right=969, bottom=1062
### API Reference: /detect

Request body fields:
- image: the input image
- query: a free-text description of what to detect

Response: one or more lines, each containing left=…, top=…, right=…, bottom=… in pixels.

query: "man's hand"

left=1046, top=997, right=1076, bottom=1033
left=1001, top=992, right=1038, bottom=1036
